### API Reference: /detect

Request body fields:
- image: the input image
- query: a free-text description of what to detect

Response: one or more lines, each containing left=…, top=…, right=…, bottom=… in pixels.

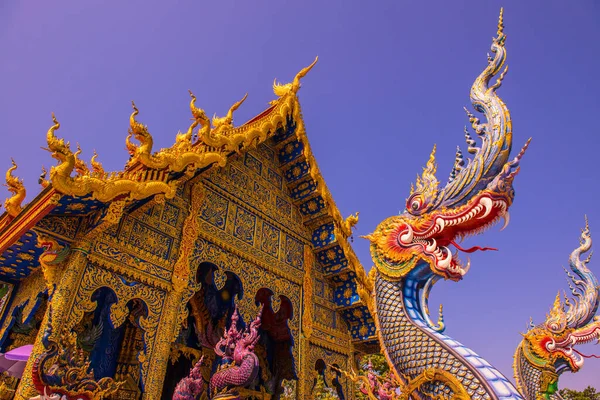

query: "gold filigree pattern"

left=302, top=246, right=314, bottom=340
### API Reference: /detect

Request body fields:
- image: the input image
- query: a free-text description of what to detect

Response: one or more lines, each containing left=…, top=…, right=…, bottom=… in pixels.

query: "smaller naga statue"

left=30, top=307, right=122, bottom=400
left=173, top=305, right=263, bottom=400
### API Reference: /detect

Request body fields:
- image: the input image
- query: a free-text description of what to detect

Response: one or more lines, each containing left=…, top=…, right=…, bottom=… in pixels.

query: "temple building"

left=0, top=59, right=377, bottom=399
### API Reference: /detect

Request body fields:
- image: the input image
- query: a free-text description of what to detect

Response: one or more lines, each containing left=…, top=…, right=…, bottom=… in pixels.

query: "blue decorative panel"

left=244, top=153, right=263, bottom=176
left=253, top=181, right=270, bottom=204
left=49, top=195, right=104, bottom=216
left=160, top=202, right=180, bottom=227
left=0, top=231, right=43, bottom=282
left=275, top=196, right=292, bottom=217
left=259, top=221, right=280, bottom=257
left=129, top=221, right=173, bottom=260
left=316, top=245, right=344, bottom=268
left=350, top=320, right=376, bottom=341
left=315, top=303, right=337, bottom=329
left=330, top=271, right=356, bottom=284
left=233, top=207, right=257, bottom=245
left=256, top=143, right=275, bottom=162
left=278, top=140, right=304, bottom=165
left=229, top=166, right=250, bottom=189
left=265, top=168, right=283, bottom=189
left=334, top=280, right=359, bottom=307
left=290, top=179, right=317, bottom=201
left=284, top=235, right=304, bottom=270
left=272, top=118, right=296, bottom=144
left=284, top=161, right=309, bottom=183
left=312, top=223, right=335, bottom=248
left=323, top=259, right=349, bottom=275
left=199, top=189, right=229, bottom=230
left=299, top=196, right=325, bottom=216
left=314, top=278, right=325, bottom=298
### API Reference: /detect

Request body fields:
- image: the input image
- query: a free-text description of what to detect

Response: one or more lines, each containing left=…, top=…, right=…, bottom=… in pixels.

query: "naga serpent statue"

left=173, top=306, right=263, bottom=400
left=364, top=9, right=600, bottom=400
left=364, top=9, right=530, bottom=399
left=30, top=307, right=122, bottom=400
left=514, top=218, right=600, bottom=400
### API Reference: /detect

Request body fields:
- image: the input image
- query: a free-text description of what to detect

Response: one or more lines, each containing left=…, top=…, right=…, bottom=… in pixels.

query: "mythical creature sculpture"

left=44, top=114, right=177, bottom=202
left=364, top=9, right=531, bottom=399
left=172, top=356, right=206, bottom=400
left=36, top=235, right=70, bottom=295
left=4, top=158, right=26, bottom=217
left=172, top=306, right=263, bottom=400
left=31, top=307, right=122, bottom=400
left=210, top=306, right=263, bottom=396
left=514, top=219, right=600, bottom=400
left=125, top=98, right=228, bottom=170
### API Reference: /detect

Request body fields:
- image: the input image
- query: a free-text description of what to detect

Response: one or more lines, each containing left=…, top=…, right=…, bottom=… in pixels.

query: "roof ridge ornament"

left=273, top=56, right=318, bottom=97
left=3, top=158, right=26, bottom=217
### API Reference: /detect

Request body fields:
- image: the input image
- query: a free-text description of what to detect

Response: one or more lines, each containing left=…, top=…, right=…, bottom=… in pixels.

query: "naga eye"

left=407, top=195, right=425, bottom=213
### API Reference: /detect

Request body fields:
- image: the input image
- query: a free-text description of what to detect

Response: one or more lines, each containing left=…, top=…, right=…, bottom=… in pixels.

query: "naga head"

left=212, top=93, right=248, bottom=131
left=273, top=56, right=318, bottom=98
left=128, top=101, right=153, bottom=145
left=44, top=114, right=72, bottom=164
left=367, top=9, right=530, bottom=282
left=521, top=218, right=600, bottom=377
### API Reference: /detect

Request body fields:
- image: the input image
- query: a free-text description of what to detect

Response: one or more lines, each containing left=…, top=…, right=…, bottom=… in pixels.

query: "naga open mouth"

left=393, top=192, right=510, bottom=280
left=546, top=322, right=600, bottom=371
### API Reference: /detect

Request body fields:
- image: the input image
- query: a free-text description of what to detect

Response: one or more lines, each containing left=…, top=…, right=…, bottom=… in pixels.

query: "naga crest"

left=517, top=218, right=600, bottom=397
left=367, top=9, right=530, bottom=281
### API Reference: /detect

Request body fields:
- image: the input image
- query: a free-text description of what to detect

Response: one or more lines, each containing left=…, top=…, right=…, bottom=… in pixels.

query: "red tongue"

left=450, top=240, right=497, bottom=253
left=574, top=348, right=600, bottom=359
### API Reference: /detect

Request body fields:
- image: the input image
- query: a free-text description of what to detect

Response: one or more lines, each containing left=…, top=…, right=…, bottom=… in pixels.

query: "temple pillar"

left=14, top=241, right=92, bottom=399
left=141, top=289, right=183, bottom=399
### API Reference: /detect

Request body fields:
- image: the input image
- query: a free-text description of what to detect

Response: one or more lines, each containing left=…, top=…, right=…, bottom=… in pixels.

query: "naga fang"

left=365, top=9, right=530, bottom=400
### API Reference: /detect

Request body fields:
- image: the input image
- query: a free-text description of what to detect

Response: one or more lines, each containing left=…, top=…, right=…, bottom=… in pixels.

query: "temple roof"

left=0, top=58, right=376, bottom=343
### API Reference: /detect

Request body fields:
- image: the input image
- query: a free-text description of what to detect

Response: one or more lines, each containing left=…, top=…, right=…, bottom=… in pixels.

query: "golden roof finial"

left=39, top=166, right=49, bottom=188
left=4, top=158, right=26, bottom=217
left=213, top=93, right=248, bottom=130
left=90, top=150, right=105, bottom=175
left=498, top=7, right=505, bottom=37
left=74, top=143, right=89, bottom=176
left=273, top=56, right=318, bottom=97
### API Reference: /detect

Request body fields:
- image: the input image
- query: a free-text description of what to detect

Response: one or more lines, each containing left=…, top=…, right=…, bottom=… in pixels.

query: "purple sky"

left=1, top=0, right=599, bottom=391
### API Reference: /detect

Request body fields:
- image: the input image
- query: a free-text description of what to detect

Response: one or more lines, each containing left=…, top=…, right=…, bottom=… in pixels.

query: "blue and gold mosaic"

left=290, top=179, right=317, bottom=201
left=299, top=196, right=325, bottom=217
left=265, top=168, right=283, bottom=189
left=334, top=280, right=359, bottom=307
left=233, top=206, right=257, bottom=245
left=283, top=161, right=309, bottom=183
left=271, top=118, right=296, bottom=144
left=278, top=140, right=304, bottom=165
left=315, top=245, right=344, bottom=268
left=0, top=231, right=43, bottom=282
left=284, top=235, right=304, bottom=270
left=311, top=223, right=335, bottom=248
left=160, top=202, right=180, bottom=227
left=243, top=153, right=263, bottom=176
left=199, top=188, right=229, bottom=230
left=49, top=195, right=104, bottom=216
left=259, top=221, right=280, bottom=257
left=128, top=221, right=173, bottom=260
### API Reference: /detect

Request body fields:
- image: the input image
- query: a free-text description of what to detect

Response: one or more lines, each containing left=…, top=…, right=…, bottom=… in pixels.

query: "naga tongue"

left=450, top=240, right=497, bottom=253
left=574, top=348, right=600, bottom=359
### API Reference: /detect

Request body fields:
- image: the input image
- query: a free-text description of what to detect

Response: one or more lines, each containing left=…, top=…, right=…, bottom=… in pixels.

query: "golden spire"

left=498, top=7, right=505, bottom=37
left=273, top=56, right=318, bottom=97
left=4, top=159, right=26, bottom=217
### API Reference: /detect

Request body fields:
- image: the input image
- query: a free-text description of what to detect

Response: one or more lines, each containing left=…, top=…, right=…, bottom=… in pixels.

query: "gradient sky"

left=1, top=0, right=599, bottom=391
